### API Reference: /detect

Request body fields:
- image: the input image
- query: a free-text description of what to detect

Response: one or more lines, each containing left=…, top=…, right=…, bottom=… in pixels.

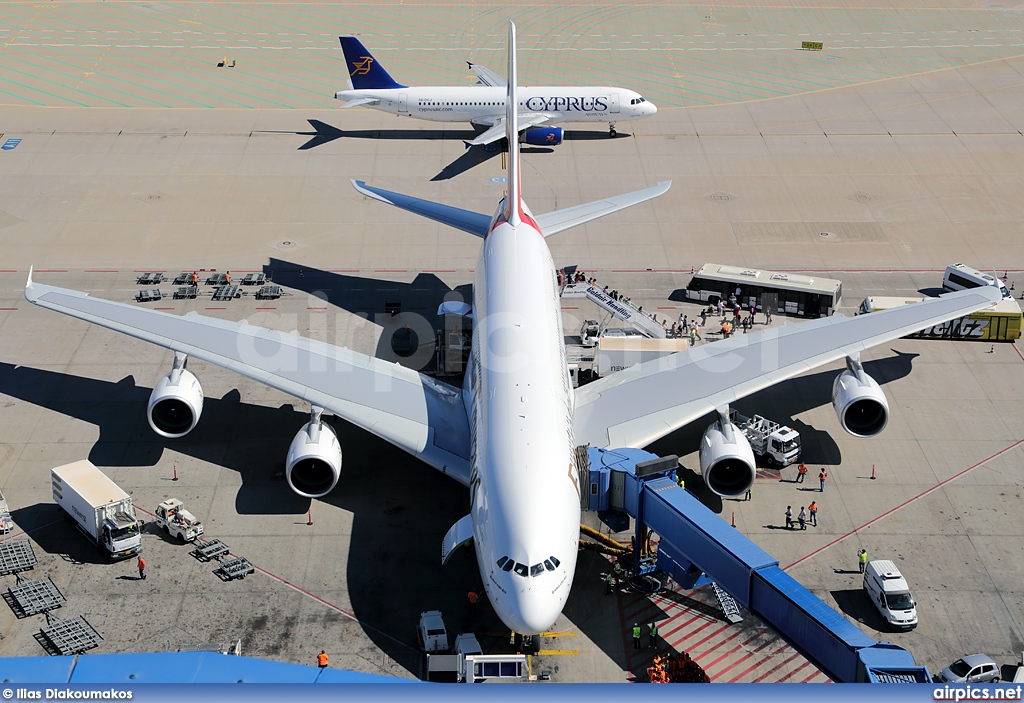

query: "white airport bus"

left=683, top=263, right=842, bottom=318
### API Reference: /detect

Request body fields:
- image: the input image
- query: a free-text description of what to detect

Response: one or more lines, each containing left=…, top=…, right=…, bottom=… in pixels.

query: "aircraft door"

left=609, top=93, right=620, bottom=113
left=399, top=93, right=408, bottom=115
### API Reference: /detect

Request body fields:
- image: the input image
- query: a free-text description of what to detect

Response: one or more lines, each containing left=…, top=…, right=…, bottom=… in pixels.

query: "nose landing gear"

left=608, top=122, right=617, bottom=138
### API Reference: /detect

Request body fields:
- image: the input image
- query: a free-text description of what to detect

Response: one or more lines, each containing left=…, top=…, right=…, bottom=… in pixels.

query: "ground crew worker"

left=137, top=555, right=146, bottom=580
left=648, top=621, right=658, bottom=649
left=785, top=506, right=793, bottom=529
left=605, top=571, right=615, bottom=595
left=798, top=507, right=807, bottom=530
left=632, top=623, right=642, bottom=650
left=191, top=271, right=198, bottom=285
left=745, top=484, right=752, bottom=501
left=859, top=549, right=868, bottom=573
left=317, top=650, right=329, bottom=668
left=797, top=463, right=808, bottom=483
left=676, top=470, right=685, bottom=490
left=808, top=501, right=818, bottom=526
left=819, top=468, right=828, bottom=492
left=225, top=271, right=231, bottom=283
left=613, top=560, right=623, bottom=589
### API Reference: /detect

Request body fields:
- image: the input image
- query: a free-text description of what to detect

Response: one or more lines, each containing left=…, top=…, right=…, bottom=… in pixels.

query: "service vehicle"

left=942, top=263, right=1011, bottom=299
left=154, top=498, right=204, bottom=542
left=857, top=296, right=1021, bottom=341
left=684, top=263, right=842, bottom=317
left=936, top=654, right=1001, bottom=683
left=729, top=410, right=801, bottom=467
left=417, top=610, right=449, bottom=653
left=0, top=487, right=12, bottom=533
left=863, top=560, right=917, bottom=630
left=51, top=460, right=142, bottom=560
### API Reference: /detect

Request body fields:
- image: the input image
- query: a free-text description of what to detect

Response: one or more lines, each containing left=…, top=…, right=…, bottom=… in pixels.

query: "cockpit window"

left=549, top=556, right=560, bottom=567
left=513, top=562, right=528, bottom=577
left=530, top=563, right=544, bottom=577
left=496, top=556, right=508, bottom=568
left=543, top=559, right=555, bottom=572
left=502, top=559, right=515, bottom=572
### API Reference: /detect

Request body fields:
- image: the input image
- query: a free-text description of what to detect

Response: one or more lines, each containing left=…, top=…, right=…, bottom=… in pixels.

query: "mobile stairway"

left=580, top=446, right=931, bottom=684
left=562, top=283, right=666, bottom=339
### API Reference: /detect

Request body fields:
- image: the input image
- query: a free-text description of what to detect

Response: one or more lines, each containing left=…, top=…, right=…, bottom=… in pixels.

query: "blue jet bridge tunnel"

left=583, top=446, right=930, bottom=684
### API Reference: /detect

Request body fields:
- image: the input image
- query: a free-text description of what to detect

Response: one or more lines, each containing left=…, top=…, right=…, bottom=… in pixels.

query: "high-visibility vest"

left=649, top=623, right=658, bottom=637
left=468, top=591, right=478, bottom=604
left=632, top=626, right=641, bottom=639
left=317, top=653, right=328, bottom=667
left=859, top=551, right=868, bottom=564
left=138, top=558, right=145, bottom=569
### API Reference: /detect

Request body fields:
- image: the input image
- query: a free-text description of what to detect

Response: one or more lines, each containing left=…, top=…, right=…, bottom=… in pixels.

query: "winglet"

left=24, top=266, right=36, bottom=303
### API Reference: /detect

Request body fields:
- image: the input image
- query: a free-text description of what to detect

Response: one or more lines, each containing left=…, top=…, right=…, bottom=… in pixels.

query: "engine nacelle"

left=286, top=419, right=342, bottom=498
left=522, top=127, right=564, bottom=147
left=148, top=368, right=204, bottom=438
left=698, top=419, right=757, bottom=498
left=832, top=368, right=889, bottom=438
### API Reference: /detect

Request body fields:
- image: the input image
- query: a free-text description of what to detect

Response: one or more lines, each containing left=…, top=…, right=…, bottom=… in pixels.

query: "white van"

left=863, top=560, right=918, bottom=630
left=943, top=263, right=1011, bottom=299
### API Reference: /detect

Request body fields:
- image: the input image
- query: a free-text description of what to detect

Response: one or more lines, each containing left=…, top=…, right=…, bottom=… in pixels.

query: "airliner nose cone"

left=511, top=596, right=560, bottom=635
left=647, top=101, right=658, bottom=115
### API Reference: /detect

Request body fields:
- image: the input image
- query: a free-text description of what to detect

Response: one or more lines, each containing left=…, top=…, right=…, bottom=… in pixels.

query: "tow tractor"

left=154, top=498, right=204, bottom=542
left=729, top=410, right=801, bottom=467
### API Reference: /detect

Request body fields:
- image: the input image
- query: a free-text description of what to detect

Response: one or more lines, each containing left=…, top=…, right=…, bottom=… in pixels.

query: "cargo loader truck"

left=52, top=460, right=143, bottom=560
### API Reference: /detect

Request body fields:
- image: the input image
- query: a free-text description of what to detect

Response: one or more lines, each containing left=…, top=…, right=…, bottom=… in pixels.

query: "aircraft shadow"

left=261, top=258, right=473, bottom=375
left=645, top=350, right=920, bottom=515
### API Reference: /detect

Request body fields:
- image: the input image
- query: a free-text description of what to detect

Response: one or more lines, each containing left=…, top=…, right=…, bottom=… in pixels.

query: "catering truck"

left=52, top=460, right=143, bottom=560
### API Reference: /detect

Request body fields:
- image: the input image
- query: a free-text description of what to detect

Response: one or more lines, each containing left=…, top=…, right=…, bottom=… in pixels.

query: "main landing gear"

left=608, top=121, right=617, bottom=138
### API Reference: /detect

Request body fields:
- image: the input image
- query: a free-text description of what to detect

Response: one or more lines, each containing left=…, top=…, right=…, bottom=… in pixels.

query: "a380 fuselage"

left=464, top=210, right=581, bottom=635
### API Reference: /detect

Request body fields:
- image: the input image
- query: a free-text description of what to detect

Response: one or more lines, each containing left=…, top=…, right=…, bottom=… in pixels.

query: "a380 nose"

left=499, top=593, right=562, bottom=635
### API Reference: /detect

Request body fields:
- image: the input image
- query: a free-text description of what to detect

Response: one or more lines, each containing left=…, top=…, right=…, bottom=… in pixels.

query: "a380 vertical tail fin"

left=504, top=21, right=522, bottom=227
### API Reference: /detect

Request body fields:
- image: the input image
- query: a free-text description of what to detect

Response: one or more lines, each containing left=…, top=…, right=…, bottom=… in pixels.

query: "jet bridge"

left=582, top=446, right=930, bottom=684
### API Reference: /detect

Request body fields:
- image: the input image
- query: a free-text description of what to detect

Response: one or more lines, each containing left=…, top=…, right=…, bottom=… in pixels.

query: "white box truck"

left=52, top=460, right=143, bottom=560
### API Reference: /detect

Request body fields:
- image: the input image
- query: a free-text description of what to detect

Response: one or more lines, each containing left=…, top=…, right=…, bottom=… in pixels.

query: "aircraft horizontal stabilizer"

left=336, top=96, right=379, bottom=109
left=535, top=181, right=672, bottom=237
left=351, top=180, right=491, bottom=238
left=468, top=62, right=506, bottom=87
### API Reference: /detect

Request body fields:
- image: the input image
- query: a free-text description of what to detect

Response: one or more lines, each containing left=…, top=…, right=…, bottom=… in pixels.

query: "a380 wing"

left=573, top=287, right=1003, bottom=449
left=25, top=272, right=471, bottom=485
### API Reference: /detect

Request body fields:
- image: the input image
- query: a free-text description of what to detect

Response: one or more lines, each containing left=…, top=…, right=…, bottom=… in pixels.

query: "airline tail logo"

left=350, top=56, right=374, bottom=76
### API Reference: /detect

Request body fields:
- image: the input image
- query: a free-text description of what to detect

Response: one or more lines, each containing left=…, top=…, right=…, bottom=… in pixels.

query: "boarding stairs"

left=711, top=581, right=744, bottom=623
left=561, top=283, right=666, bottom=338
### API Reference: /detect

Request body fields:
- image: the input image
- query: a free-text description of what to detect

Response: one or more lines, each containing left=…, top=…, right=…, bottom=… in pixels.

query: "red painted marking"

left=775, top=657, right=814, bottom=683
left=0, top=270, right=18, bottom=273
left=712, top=635, right=781, bottom=678
left=374, top=269, right=407, bottom=273
left=657, top=306, right=675, bottom=310
left=1013, top=343, right=1024, bottom=362
left=423, top=269, right=457, bottom=273
left=700, top=632, right=757, bottom=671
left=36, top=269, right=67, bottom=273
left=85, top=269, right=118, bottom=273
left=666, top=614, right=720, bottom=649
left=785, top=438, right=1024, bottom=571
left=801, top=666, right=828, bottom=683
left=725, top=640, right=792, bottom=682
left=561, top=306, right=578, bottom=310
left=0, top=307, right=18, bottom=311
left=678, top=621, right=733, bottom=652
left=204, top=307, right=227, bottom=310
left=752, top=651, right=802, bottom=682
left=255, top=307, right=276, bottom=311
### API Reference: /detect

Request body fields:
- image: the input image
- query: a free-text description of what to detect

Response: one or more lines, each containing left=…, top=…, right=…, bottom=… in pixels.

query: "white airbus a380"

left=25, top=23, right=1000, bottom=636
left=334, top=35, right=656, bottom=144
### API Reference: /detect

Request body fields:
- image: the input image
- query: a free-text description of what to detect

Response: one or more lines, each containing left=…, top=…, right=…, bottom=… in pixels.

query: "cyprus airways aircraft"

left=24, top=24, right=1001, bottom=637
left=334, top=35, right=656, bottom=145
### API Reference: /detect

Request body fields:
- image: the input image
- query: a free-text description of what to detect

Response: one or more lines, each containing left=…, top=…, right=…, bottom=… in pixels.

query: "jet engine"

left=286, top=407, right=342, bottom=498
left=698, top=413, right=757, bottom=498
left=522, top=127, right=564, bottom=147
left=148, top=353, right=204, bottom=438
left=832, top=358, right=889, bottom=438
